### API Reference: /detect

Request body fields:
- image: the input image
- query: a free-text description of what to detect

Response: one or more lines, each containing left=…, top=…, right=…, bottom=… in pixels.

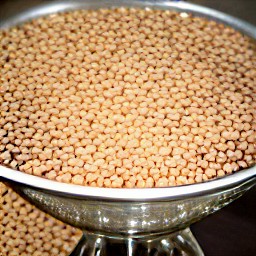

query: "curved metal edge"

left=0, top=0, right=256, bottom=39
left=1, top=166, right=255, bottom=201
left=0, top=0, right=256, bottom=201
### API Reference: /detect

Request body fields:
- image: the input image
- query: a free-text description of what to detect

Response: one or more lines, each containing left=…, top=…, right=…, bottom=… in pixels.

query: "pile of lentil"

left=0, top=183, right=82, bottom=256
left=0, top=8, right=255, bottom=188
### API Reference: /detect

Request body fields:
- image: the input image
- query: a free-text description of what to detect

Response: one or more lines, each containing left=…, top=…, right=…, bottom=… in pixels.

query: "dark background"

left=1, top=1, right=255, bottom=256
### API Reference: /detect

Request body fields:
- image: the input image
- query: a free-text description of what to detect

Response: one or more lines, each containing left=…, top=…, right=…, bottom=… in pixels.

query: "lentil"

left=0, top=183, right=82, bottom=255
left=0, top=8, right=255, bottom=188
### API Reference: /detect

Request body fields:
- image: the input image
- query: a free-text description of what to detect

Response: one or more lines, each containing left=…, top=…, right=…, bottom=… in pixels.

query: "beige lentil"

left=0, top=8, right=255, bottom=188
left=0, top=183, right=82, bottom=256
